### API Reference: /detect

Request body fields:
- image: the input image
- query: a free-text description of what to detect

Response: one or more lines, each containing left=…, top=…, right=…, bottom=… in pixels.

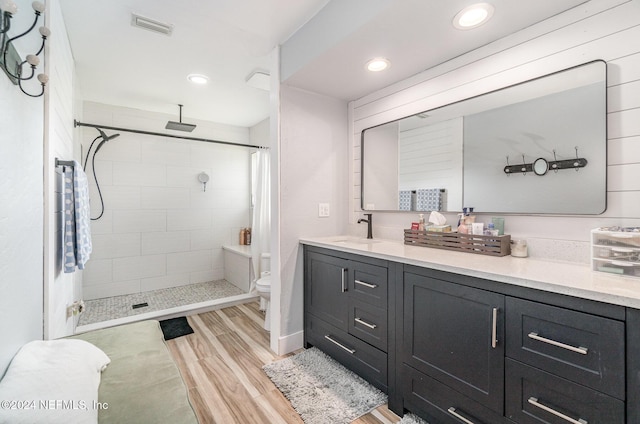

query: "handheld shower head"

left=97, top=129, right=121, bottom=142
left=88, top=129, right=120, bottom=221
left=94, top=131, right=120, bottom=155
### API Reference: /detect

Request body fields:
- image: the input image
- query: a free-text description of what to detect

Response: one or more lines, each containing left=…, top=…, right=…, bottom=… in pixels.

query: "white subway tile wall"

left=81, top=103, right=252, bottom=299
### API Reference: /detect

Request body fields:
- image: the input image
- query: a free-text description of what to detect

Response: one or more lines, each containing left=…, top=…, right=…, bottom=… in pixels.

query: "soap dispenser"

left=457, top=207, right=469, bottom=234
left=457, top=214, right=468, bottom=234
left=418, top=214, right=425, bottom=231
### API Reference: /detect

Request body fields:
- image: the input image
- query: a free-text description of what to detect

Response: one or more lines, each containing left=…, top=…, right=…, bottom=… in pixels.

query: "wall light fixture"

left=0, top=0, right=50, bottom=97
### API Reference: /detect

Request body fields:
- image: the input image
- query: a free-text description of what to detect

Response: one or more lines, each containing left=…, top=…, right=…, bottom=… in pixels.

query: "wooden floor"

left=166, top=301, right=401, bottom=424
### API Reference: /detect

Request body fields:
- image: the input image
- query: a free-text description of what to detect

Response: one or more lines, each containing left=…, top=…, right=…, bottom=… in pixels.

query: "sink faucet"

left=357, top=213, right=373, bottom=239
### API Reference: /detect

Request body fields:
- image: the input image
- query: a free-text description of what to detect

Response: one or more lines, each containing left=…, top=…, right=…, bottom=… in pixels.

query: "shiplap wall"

left=43, top=0, right=81, bottom=339
left=350, top=0, right=640, bottom=263
left=398, top=117, right=463, bottom=211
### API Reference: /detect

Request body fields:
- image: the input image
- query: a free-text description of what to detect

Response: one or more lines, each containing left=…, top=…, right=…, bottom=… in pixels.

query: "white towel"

left=63, top=161, right=92, bottom=273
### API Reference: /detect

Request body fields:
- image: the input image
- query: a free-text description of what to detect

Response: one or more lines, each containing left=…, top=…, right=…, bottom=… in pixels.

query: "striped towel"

left=415, top=188, right=444, bottom=212
left=399, top=190, right=412, bottom=211
left=63, top=161, right=92, bottom=273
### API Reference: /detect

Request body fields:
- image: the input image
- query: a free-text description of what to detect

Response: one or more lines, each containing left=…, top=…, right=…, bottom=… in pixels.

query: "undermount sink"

left=332, top=237, right=382, bottom=245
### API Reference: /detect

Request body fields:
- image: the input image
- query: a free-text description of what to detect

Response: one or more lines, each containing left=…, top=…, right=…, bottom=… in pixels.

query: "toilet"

left=255, top=253, right=271, bottom=331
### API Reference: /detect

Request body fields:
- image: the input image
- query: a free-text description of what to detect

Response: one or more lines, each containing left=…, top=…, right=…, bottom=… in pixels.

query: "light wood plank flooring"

left=166, top=301, right=401, bottom=424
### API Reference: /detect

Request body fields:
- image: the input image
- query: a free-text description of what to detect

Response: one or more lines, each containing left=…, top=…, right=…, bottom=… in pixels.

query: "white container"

left=510, top=239, right=528, bottom=258
left=591, top=228, right=640, bottom=278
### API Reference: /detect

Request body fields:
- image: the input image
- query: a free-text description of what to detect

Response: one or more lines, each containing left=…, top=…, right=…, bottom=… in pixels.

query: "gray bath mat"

left=263, top=347, right=387, bottom=424
left=399, top=412, right=429, bottom=424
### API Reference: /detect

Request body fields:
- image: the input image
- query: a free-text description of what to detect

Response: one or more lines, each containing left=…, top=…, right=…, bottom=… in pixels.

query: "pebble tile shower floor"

left=78, top=280, right=244, bottom=325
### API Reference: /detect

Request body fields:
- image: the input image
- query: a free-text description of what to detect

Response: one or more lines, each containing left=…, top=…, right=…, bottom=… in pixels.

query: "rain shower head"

left=166, top=104, right=196, bottom=132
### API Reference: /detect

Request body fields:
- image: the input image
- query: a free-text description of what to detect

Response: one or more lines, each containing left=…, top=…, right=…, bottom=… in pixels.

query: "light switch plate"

left=318, top=203, right=330, bottom=217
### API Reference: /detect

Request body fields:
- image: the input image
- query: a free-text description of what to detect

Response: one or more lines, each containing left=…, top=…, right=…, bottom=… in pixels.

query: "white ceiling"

left=59, top=0, right=589, bottom=129
left=58, top=0, right=330, bottom=127
left=284, top=0, right=589, bottom=100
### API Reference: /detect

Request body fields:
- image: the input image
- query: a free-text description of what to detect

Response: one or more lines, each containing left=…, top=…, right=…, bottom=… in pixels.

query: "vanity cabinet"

left=399, top=265, right=628, bottom=424
left=303, top=246, right=395, bottom=393
left=302, top=243, right=638, bottom=423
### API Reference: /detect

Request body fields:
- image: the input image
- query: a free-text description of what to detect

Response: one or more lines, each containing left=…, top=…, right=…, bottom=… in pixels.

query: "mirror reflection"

left=361, top=60, right=607, bottom=214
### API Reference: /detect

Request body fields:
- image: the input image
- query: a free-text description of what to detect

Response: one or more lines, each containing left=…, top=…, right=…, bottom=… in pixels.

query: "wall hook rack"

left=0, top=0, right=50, bottom=97
left=503, top=147, right=587, bottom=176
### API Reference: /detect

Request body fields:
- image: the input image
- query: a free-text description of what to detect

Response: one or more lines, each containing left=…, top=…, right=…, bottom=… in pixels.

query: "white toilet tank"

left=260, top=253, right=271, bottom=276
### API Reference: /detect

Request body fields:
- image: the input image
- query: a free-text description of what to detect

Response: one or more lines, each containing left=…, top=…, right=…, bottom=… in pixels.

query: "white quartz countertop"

left=299, top=236, right=640, bottom=309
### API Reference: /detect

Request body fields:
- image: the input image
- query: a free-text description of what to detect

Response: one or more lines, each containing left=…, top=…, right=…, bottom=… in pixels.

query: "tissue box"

left=591, top=227, right=640, bottom=278
left=426, top=225, right=451, bottom=232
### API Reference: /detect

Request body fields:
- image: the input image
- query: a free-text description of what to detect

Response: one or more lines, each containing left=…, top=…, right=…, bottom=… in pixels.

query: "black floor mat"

left=159, top=316, right=194, bottom=340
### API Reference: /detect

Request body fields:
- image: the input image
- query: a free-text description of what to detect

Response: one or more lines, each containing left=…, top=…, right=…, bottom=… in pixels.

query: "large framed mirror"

left=361, top=60, right=607, bottom=214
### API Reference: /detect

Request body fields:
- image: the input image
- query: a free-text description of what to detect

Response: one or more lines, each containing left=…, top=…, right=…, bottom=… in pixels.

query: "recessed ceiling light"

left=453, top=3, right=494, bottom=30
left=187, top=74, right=209, bottom=84
left=366, top=58, right=390, bottom=72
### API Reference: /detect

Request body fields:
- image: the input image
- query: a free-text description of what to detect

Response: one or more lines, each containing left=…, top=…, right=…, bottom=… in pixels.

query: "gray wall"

left=279, top=85, right=349, bottom=340
left=0, top=0, right=45, bottom=374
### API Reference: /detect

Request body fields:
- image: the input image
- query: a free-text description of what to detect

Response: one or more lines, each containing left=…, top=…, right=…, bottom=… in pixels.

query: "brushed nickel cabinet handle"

left=324, top=335, right=355, bottom=354
left=528, top=397, right=588, bottom=424
left=447, top=407, right=476, bottom=424
left=354, top=279, right=377, bottom=289
left=354, top=317, right=377, bottom=329
left=528, top=332, right=588, bottom=355
left=341, top=268, right=347, bottom=292
left=491, top=308, right=498, bottom=348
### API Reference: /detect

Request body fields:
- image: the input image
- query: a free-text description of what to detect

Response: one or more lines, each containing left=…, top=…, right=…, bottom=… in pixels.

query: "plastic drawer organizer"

left=592, top=227, right=640, bottom=277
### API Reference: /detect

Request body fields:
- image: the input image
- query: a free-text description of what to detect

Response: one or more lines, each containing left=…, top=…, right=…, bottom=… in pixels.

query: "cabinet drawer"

left=505, top=359, right=624, bottom=424
left=402, top=364, right=507, bottom=424
left=305, top=313, right=387, bottom=392
left=349, top=261, right=388, bottom=308
left=506, top=297, right=625, bottom=399
left=348, top=299, right=387, bottom=351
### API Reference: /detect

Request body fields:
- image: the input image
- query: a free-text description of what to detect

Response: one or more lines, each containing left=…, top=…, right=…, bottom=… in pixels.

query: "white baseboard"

left=278, top=330, right=304, bottom=354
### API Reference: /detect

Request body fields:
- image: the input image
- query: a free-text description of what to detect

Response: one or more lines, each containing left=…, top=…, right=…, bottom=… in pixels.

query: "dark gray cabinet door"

left=305, top=251, right=349, bottom=331
left=403, top=270, right=505, bottom=413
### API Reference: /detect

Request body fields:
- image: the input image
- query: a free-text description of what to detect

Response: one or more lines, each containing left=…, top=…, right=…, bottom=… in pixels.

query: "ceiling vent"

left=131, top=13, right=173, bottom=36
left=245, top=71, right=270, bottom=91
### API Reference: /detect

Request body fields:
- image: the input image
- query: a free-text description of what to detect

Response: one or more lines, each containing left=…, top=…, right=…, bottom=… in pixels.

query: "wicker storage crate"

left=404, top=229, right=511, bottom=257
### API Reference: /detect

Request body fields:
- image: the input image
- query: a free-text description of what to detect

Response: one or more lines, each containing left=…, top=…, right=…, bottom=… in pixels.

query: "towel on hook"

left=415, top=188, right=445, bottom=212
left=63, top=161, right=92, bottom=273
left=398, top=190, right=412, bottom=211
